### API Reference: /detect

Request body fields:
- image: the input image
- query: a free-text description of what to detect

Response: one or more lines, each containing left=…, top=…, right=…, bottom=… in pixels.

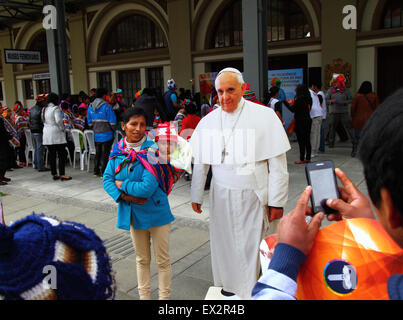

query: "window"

left=102, top=14, right=168, bottom=55
left=213, top=0, right=243, bottom=48
left=98, top=72, right=112, bottom=94
left=147, top=67, right=164, bottom=95
left=36, top=79, right=51, bottom=94
left=212, top=0, right=311, bottom=48
left=24, top=80, right=34, bottom=100
left=268, top=0, right=311, bottom=42
left=382, top=0, right=403, bottom=29
left=118, top=70, right=141, bottom=106
left=28, top=31, right=48, bottom=64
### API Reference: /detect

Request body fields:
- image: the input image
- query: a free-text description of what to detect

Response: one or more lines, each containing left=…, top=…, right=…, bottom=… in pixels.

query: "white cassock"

left=190, top=98, right=290, bottom=299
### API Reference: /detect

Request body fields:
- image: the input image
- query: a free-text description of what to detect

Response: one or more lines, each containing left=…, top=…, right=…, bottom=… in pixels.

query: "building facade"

left=0, top=0, right=402, bottom=107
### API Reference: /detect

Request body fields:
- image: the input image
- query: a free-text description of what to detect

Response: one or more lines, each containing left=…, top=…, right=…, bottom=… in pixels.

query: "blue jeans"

left=354, top=129, right=361, bottom=140
left=32, top=133, right=45, bottom=170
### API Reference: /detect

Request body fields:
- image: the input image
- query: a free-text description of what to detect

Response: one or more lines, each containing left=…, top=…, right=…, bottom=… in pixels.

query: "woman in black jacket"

left=0, top=117, right=13, bottom=185
left=287, top=84, right=313, bottom=164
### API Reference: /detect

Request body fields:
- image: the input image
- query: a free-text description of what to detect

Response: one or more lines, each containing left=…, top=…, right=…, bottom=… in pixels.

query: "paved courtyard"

left=0, top=140, right=368, bottom=300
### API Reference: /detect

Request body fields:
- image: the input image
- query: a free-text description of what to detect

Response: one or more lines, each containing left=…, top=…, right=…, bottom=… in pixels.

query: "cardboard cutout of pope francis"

left=190, top=68, right=291, bottom=299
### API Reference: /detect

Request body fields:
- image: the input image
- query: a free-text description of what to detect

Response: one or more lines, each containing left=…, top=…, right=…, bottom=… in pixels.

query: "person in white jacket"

left=42, top=93, right=72, bottom=181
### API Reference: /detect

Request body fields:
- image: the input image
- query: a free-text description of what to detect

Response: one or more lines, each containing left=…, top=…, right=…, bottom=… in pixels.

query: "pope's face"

left=216, top=72, right=247, bottom=113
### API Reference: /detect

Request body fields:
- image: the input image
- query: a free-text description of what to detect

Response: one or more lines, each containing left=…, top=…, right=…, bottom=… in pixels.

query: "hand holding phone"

left=326, top=168, right=375, bottom=221
left=305, top=160, right=340, bottom=214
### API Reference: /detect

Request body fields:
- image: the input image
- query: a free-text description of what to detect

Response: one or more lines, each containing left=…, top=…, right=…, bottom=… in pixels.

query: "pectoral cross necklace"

left=220, top=101, right=246, bottom=163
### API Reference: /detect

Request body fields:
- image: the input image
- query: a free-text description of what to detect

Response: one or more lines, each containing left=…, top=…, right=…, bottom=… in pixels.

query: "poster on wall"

left=268, top=68, right=304, bottom=133
left=199, top=73, right=218, bottom=105
left=198, top=69, right=303, bottom=133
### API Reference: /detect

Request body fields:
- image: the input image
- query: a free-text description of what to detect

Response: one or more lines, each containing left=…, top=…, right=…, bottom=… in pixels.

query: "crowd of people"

left=1, top=67, right=400, bottom=302
left=262, top=75, right=380, bottom=164
left=0, top=79, right=204, bottom=184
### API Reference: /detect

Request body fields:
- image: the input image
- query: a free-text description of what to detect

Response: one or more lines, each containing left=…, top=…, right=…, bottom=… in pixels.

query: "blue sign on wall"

left=268, top=68, right=304, bottom=132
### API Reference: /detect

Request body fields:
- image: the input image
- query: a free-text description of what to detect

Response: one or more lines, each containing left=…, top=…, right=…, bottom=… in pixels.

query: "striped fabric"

left=1, top=198, right=5, bottom=225
left=73, top=117, right=86, bottom=131
left=1, top=116, right=20, bottom=148
left=14, top=113, right=29, bottom=138
left=109, top=137, right=183, bottom=196
left=62, top=110, right=75, bottom=140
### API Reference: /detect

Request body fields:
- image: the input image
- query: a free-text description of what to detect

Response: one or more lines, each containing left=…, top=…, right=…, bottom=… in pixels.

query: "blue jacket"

left=103, top=139, right=174, bottom=230
left=164, top=90, right=178, bottom=118
left=87, top=98, right=116, bottom=143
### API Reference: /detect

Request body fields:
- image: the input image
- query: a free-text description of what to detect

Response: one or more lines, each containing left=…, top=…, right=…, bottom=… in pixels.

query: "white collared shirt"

left=309, top=89, right=323, bottom=119
left=318, top=91, right=327, bottom=119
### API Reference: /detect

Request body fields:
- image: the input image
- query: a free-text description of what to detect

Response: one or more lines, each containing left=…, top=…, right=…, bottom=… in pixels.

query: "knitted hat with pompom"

left=0, top=213, right=115, bottom=300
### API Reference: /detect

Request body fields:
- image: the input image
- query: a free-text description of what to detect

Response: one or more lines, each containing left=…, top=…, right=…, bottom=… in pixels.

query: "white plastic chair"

left=84, top=130, right=96, bottom=172
left=64, top=129, right=73, bottom=167
left=24, top=128, right=35, bottom=168
left=171, top=120, right=179, bottom=133
left=44, top=129, right=73, bottom=168
left=113, top=130, right=124, bottom=145
left=44, top=145, right=73, bottom=168
left=70, top=129, right=87, bottom=171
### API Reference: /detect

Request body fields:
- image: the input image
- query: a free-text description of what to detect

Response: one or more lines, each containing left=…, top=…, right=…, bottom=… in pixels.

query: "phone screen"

left=309, top=167, right=339, bottom=211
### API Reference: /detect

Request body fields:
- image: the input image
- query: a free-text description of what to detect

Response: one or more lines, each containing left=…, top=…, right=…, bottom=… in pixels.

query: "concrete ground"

left=0, top=140, right=367, bottom=300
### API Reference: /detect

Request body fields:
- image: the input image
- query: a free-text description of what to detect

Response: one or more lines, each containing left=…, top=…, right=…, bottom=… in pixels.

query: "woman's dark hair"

left=78, top=107, right=87, bottom=116
left=46, top=92, right=60, bottom=105
left=142, top=88, right=157, bottom=96
left=122, top=107, right=148, bottom=124
left=78, top=91, right=87, bottom=98
left=358, top=81, right=373, bottom=95
left=96, top=88, right=108, bottom=98
left=185, top=102, right=197, bottom=115
left=60, top=100, right=70, bottom=110
left=61, top=93, right=70, bottom=101
left=295, top=84, right=310, bottom=100
left=269, top=86, right=280, bottom=99
left=358, top=87, right=403, bottom=217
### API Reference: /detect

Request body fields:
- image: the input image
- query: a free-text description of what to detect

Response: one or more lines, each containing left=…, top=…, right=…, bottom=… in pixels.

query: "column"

left=45, top=0, right=71, bottom=95
left=163, top=65, right=171, bottom=91
left=357, top=47, right=375, bottom=91
left=167, top=0, right=193, bottom=90
left=111, top=70, right=117, bottom=92
left=140, top=68, right=147, bottom=90
left=0, top=30, right=18, bottom=106
left=193, top=62, right=206, bottom=93
left=322, top=0, right=357, bottom=92
left=88, top=72, right=97, bottom=90
left=68, top=11, right=89, bottom=94
left=242, top=0, right=268, bottom=102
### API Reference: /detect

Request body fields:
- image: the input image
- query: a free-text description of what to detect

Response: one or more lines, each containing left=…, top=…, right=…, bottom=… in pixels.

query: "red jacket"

left=179, top=114, right=201, bottom=140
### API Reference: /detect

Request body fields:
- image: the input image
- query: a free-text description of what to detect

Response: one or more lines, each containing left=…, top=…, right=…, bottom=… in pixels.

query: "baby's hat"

left=155, top=122, right=178, bottom=143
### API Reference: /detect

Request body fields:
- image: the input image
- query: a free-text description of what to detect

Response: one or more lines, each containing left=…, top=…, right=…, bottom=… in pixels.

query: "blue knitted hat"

left=0, top=213, right=115, bottom=300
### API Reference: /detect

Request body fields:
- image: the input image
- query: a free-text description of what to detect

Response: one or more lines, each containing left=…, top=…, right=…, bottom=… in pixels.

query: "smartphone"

left=305, top=160, right=340, bottom=214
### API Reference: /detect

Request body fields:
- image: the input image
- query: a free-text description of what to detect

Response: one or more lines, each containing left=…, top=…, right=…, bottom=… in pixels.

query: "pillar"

left=322, top=0, right=357, bottom=93
left=242, top=0, right=268, bottom=102
left=45, top=0, right=71, bottom=95
left=0, top=30, right=18, bottom=106
left=167, top=0, right=193, bottom=90
left=68, top=11, right=89, bottom=94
